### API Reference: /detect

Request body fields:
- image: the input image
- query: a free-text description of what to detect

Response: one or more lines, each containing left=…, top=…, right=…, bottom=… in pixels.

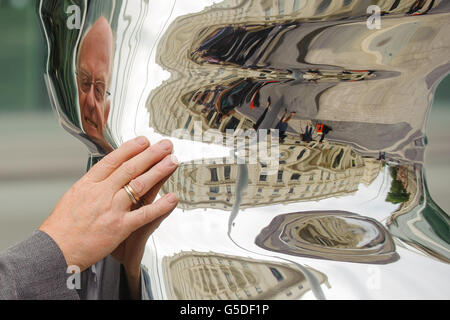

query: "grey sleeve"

left=0, top=230, right=79, bottom=300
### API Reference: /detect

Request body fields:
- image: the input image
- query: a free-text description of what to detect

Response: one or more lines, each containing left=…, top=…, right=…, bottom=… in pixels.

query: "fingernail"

left=164, top=154, right=178, bottom=167
left=159, top=139, right=172, bottom=150
left=170, top=154, right=179, bottom=166
left=166, top=193, right=178, bottom=204
left=136, top=136, right=148, bottom=146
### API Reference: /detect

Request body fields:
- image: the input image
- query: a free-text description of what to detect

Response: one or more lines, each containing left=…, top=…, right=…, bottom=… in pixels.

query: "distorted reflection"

left=162, top=141, right=381, bottom=211
left=162, top=251, right=329, bottom=300
left=148, top=0, right=449, bottom=270
left=40, top=0, right=450, bottom=299
left=255, top=211, right=399, bottom=264
left=386, top=165, right=450, bottom=263
left=148, top=0, right=449, bottom=163
left=76, top=16, right=114, bottom=153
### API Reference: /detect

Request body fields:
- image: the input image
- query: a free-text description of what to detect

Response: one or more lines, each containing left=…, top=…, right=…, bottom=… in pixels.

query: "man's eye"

left=95, top=85, right=105, bottom=98
left=96, top=85, right=104, bottom=93
left=81, top=82, right=91, bottom=91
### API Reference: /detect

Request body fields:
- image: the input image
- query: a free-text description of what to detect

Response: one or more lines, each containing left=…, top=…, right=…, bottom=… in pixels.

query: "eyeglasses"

left=76, top=71, right=111, bottom=102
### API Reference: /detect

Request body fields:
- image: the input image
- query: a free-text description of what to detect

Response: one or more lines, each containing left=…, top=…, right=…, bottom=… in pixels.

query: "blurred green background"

left=0, top=0, right=87, bottom=250
left=0, top=0, right=449, bottom=250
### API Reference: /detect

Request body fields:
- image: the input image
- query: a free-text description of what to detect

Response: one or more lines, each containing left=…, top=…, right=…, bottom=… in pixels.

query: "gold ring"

left=123, top=184, right=140, bottom=205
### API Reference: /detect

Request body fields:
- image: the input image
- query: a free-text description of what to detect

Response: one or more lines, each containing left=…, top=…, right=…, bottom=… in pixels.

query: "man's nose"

left=86, top=84, right=96, bottom=108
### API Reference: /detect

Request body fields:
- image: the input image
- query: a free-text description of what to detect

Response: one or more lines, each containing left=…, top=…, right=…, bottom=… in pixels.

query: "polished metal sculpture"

left=39, top=0, right=450, bottom=299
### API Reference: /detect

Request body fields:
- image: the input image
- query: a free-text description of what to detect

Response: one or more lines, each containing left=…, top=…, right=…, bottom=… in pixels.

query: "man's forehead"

left=78, top=41, right=111, bottom=80
left=77, top=17, right=113, bottom=81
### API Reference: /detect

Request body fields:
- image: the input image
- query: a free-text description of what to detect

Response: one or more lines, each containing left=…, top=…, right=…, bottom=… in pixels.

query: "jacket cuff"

left=3, top=230, right=80, bottom=299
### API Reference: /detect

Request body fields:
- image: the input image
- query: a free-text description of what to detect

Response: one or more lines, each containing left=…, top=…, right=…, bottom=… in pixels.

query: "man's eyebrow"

left=77, top=67, right=107, bottom=83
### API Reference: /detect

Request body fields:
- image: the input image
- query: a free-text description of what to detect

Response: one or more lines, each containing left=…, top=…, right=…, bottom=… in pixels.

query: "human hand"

left=39, top=136, right=178, bottom=273
left=111, top=162, right=175, bottom=299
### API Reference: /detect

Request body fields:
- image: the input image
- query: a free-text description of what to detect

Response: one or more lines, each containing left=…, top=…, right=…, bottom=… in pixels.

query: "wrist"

left=38, top=225, right=88, bottom=271
left=123, top=264, right=141, bottom=300
left=124, top=263, right=141, bottom=279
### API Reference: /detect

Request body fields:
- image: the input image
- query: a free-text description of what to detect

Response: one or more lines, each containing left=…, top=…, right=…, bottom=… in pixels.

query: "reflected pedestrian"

left=316, top=123, right=332, bottom=143
left=276, top=109, right=295, bottom=143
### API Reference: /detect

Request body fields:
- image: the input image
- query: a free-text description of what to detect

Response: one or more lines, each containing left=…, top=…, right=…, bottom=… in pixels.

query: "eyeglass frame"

left=75, top=70, right=111, bottom=102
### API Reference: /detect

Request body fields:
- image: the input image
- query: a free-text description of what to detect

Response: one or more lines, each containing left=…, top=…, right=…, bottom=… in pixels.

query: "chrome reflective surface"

left=39, top=0, right=450, bottom=299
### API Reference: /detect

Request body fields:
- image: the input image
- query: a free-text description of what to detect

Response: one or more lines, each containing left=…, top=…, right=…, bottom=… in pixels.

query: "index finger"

left=85, top=136, right=149, bottom=182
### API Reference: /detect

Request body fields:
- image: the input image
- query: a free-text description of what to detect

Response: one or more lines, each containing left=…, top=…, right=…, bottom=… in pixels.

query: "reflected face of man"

left=77, top=17, right=113, bottom=144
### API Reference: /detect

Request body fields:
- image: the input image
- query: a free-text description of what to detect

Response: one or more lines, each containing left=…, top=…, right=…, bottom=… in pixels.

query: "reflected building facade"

left=162, top=250, right=329, bottom=300
left=148, top=0, right=449, bottom=164
left=162, top=141, right=382, bottom=211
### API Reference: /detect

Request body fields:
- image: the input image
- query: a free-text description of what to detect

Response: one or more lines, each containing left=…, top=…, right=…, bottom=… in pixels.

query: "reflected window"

left=207, top=110, right=215, bottom=122
left=333, top=149, right=344, bottom=168
left=269, top=267, right=284, bottom=282
left=224, top=272, right=233, bottom=285
left=225, top=116, right=240, bottom=130
left=291, top=173, right=301, bottom=180
left=316, top=0, right=331, bottom=14
left=277, top=170, right=283, bottom=182
left=210, top=168, right=218, bottom=181
left=224, top=166, right=231, bottom=180
left=297, top=149, right=306, bottom=160
left=278, top=0, right=285, bottom=14
left=184, top=115, right=192, bottom=130
left=210, top=186, right=219, bottom=193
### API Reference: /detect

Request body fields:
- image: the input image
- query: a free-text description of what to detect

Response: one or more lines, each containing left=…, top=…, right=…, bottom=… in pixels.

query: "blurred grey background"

left=0, top=0, right=449, bottom=251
